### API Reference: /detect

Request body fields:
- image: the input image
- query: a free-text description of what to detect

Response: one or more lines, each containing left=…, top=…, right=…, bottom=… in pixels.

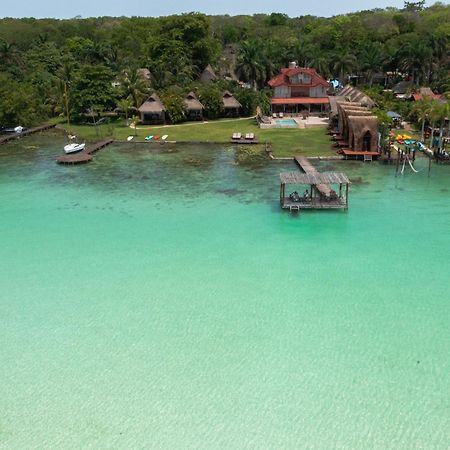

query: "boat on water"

left=64, top=142, right=86, bottom=154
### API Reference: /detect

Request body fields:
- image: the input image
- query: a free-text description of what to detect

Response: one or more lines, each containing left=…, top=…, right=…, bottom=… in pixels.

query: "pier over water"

left=280, top=156, right=350, bottom=211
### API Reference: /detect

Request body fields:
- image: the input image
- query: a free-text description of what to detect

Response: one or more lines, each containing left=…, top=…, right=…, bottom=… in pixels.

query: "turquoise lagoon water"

left=0, top=135, right=449, bottom=449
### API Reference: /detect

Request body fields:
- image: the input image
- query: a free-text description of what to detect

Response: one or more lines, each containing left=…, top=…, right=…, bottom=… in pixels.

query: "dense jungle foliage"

left=0, top=1, right=449, bottom=126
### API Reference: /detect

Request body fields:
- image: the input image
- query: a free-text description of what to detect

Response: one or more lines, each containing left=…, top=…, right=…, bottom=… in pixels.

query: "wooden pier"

left=0, top=124, right=56, bottom=145
left=280, top=156, right=350, bottom=211
left=56, top=138, right=114, bottom=164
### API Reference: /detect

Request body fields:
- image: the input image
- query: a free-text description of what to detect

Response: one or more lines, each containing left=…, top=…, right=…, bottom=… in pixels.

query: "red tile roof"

left=411, top=93, right=441, bottom=101
left=268, top=67, right=330, bottom=88
left=271, top=97, right=330, bottom=105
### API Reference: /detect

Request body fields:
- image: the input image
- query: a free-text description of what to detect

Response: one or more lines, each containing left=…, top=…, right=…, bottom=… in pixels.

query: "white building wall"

left=310, top=86, right=327, bottom=97
left=274, top=86, right=290, bottom=98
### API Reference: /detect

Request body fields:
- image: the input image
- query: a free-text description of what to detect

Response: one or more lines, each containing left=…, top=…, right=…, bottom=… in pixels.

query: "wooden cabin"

left=138, top=93, right=166, bottom=124
left=199, top=64, right=217, bottom=84
left=223, top=91, right=242, bottom=117
left=184, top=92, right=204, bottom=121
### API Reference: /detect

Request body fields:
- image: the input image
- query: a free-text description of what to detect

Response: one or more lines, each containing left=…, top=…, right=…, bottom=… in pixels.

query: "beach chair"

left=248, top=133, right=255, bottom=140
left=272, top=113, right=277, bottom=118
left=245, top=133, right=251, bottom=140
left=278, top=112, right=284, bottom=118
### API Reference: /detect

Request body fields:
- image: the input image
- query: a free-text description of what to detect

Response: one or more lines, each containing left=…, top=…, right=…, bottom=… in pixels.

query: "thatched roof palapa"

left=280, top=172, right=350, bottom=185
left=223, top=91, right=242, bottom=109
left=138, top=93, right=166, bottom=113
left=184, top=92, right=204, bottom=111
left=199, top=64, right=217, bottom=83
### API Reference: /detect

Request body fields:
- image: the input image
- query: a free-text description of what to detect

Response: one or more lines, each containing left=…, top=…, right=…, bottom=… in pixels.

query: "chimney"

left=288, top=61, right=297, bottom=69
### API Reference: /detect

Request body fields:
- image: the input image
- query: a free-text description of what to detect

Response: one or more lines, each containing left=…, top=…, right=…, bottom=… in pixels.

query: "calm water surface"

left=1, top=134, right=449, bottom=449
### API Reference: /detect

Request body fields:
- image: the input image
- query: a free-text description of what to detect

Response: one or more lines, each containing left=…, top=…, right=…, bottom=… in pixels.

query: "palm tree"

left=436, top=102, right=450, bottom=151
left=332, top=48, right=357, bottom=84
left=361, top=43, right=386, bottom=87
left=412, top=98, right=432, bottom=142
left=55, top=60, right=74, bottom=128
left=428, top=100, right=441, bottom=149
left=116, top=98, right=134, bottom=125
left=235, top=40, right=266, bottom=90
left=121, top=68, right=149, bottom=108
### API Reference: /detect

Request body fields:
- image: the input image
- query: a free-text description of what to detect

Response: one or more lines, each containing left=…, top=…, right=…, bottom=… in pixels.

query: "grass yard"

left=53, top=117, right=335, bottom=157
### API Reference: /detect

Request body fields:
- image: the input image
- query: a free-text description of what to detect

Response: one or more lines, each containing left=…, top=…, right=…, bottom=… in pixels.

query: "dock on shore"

left=280, top=156, right=350, bottom=211
left=56, top=139, right=114, bottom=164
left=0, top=124, right=56, bottom=145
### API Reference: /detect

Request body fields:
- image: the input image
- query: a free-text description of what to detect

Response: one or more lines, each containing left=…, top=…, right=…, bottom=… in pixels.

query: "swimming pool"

left=275, top=118, right=298, bottom=128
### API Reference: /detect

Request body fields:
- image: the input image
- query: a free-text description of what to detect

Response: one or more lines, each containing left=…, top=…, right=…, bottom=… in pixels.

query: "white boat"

left=64, top=142, right=86, bottom=154
left=127, top=136, right=134, bottom=141
left=14, top=126, right=24, bottom=134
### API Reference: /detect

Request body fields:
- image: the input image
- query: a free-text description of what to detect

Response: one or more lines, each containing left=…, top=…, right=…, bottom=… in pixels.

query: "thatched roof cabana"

left=199, top=64, right=217, bottom=83
left=138, top=93, right=166, bottom=114
left=347, top=115, right=378, bottom=152
left=138, top=93, right=166, bottom=124
left=223, top=91, right=242, bottom=109
left=184, top=92, right=204, bottom=111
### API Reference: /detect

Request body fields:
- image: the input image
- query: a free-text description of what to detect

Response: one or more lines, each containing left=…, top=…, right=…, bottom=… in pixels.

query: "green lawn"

left=52, top=117, right=334, bottom=157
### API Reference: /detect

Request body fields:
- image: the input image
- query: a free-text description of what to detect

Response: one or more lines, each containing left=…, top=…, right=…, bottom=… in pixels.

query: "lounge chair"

left=272, top=113, right=277, bottom=118
left=245, top=133, right=251, bottom=140
left=278, top=112, right=284, bottom=118
left=162, top=135, right=168, bottom=141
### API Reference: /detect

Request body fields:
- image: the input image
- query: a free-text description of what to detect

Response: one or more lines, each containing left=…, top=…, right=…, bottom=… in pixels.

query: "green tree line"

left=0, top=3, right=449, bottom=126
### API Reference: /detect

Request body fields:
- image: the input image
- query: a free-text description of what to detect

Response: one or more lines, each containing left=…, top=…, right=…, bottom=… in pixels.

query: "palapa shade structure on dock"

left=280, top=172, right=350, bottom=185
left=184, top=92, right=204, bottom=120
left=279, top=171, right=350, bottom=210
left=138, top=93, right=166, bottom=124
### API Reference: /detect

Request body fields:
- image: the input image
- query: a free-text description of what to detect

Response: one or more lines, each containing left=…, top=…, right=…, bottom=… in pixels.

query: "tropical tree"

left=428, top=100, right=441, bottom=148
left=116, top=98, right=134, bottom=125
left=121, top=68, right=149, bottom=108
left=436, top=102, right=450, bottom=151
left=332, top=47, right=357, bottom=83
left=235, top=40, right=265, bottom=90
left=361, top=42, right=386, bottom=87
left=412, top=97, right=432, bottom=142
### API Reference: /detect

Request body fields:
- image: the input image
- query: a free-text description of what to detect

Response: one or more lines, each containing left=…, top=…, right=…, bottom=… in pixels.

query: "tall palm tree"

left=235, top=40, right=265, bottom=90
left=332, top=48, right=357, bottom=84
left=121, top=68, right=149, bottom=108
left=55, top=60, right=74, bottom=128
left=116, top=98, right=134, bottom=125
left=361, top=42, right=386, bottom=87
left=428, top=100, right=441, bottom=149
left=436, top=102, right=450, bottom=151
left=412, top=98, right=432, bottom=142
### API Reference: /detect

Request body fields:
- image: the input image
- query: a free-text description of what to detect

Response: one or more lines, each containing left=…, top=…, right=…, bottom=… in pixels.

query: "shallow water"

left=1, top=135, right=449, bottom=449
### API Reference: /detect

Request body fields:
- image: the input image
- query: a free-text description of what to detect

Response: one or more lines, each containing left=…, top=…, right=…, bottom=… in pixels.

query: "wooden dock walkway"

left=294, top=156, right=332, bottom=198
left=0, top=124, right=56, bottom=145
left=56, top=138, right=114, bottom=164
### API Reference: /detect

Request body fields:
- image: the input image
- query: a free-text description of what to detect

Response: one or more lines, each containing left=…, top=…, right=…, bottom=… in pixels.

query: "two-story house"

left=268, top=63, right=330, bottom=115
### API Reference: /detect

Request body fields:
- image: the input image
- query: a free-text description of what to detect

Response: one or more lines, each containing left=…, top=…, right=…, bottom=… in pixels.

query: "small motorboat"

left=64, top=142, right=86, bottom=154
left=14, top=126, right=24, bottom=134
